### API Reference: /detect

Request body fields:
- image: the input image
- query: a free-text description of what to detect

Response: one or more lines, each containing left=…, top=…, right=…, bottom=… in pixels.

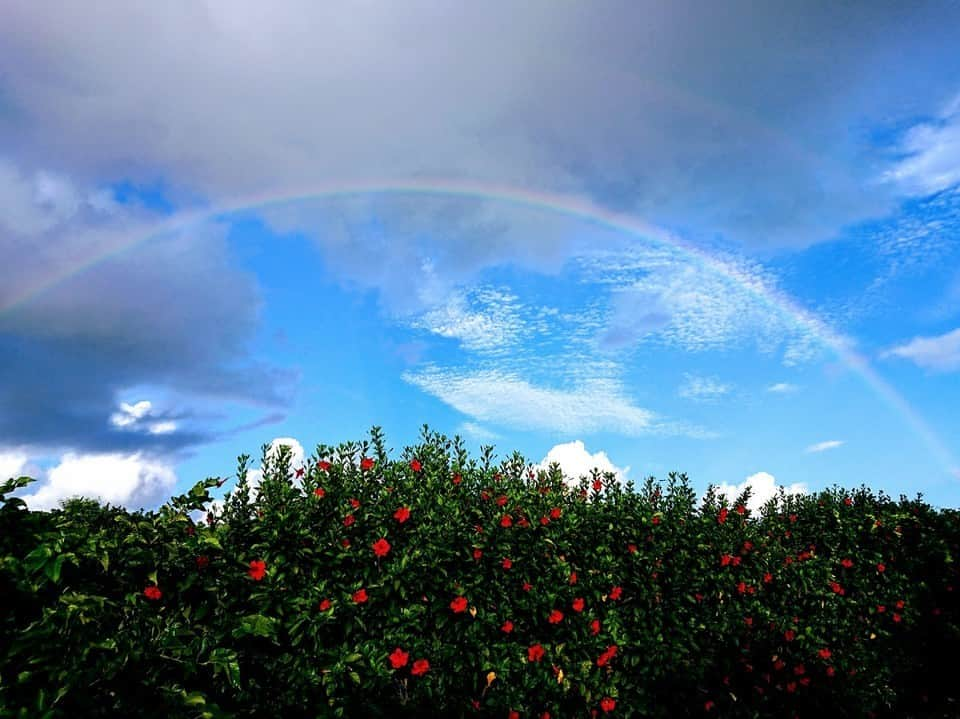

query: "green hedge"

left=1, top=426, right=957, bottom=718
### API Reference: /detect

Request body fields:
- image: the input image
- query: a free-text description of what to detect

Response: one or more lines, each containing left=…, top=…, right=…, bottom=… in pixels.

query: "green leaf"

left=233, top=614, right=278, bottom=639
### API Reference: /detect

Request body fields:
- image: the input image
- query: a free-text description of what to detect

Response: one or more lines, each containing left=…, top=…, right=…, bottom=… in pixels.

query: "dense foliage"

left=1, top=426, right=957, bottom=718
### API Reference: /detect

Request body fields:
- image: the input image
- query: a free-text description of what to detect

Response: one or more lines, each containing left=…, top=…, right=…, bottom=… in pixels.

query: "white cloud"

left=458, top=422, right=499, bottom=442
left=677, top=374, right=731, bottom=402
left=710, top=471, right=808, bottom=514
left=243, top=437, right=307, bottom=491
left=883, top=92, right=960, bottom=196
left=148, top=421, right=178, bottom=435
left=767, top=382, right=799, bottom=394
left=0, top=450, right=29, bottom=480
left=19, top=452, right=177, bottom=510
left=882, top=327, right=960, bottom=372
left=411, top=288, right=525, bottom=355
left=537, top=440, right=629, bottom=485
left=805, top=440, right=844, bottom=454
left=110, top=400, right=153, bottom=428
left=404, top=365, right=706, bottom=437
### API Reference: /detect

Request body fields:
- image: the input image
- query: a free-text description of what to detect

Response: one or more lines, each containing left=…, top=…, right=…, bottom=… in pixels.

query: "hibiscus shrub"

left=1, top=426, right=958, bottom=718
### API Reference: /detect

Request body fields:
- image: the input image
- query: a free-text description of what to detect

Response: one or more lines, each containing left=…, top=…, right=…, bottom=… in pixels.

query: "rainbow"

left=4, top=178, right=957, bottom=478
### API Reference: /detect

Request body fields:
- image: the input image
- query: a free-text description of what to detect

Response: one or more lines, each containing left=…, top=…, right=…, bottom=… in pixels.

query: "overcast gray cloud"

left=0, top=198, right=296, bottom=455
left=3, top=1, right=959, bottom=252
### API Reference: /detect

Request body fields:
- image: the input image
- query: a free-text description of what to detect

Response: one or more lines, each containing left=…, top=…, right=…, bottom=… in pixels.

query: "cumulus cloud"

left=0, top=450, right=29, bottom=480
left=805, top=440, right=845, bottom=454
left=242, top=437, right=307, bottom=491
left=537, top=440, right=629, bottom=485
left=882, top=327, right=960, bottom=372
left=19, top=452, right=177, bottom=510
left=710, top=471, right=808, bottom=514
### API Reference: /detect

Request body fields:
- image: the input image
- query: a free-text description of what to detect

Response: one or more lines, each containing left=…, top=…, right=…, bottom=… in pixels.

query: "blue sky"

left=1, top=2, right=960, bottom=511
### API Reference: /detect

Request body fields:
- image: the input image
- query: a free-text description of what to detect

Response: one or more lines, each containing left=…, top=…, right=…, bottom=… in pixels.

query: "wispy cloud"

left=882, top=327, right=960, bottom=372
left=805, top=440, right=845, bottom=454
left=458, top=421, right=499, bottom=442
left=403, top=365, right=711, bottom=438
left=578, top=246, right=830, bottom=366
left=410, top=287, right=526, bottom=356
left=883, top=92, right=960, bottom=197
left=678, top=374, right=731, bottom=402
left=767, top=382, right=799, bottom=394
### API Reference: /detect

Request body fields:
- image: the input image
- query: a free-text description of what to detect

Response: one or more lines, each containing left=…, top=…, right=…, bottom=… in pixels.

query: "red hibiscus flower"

left=314, top=487, right=326, bottom=498
left=609, top=586, right=622, bottom=600
left=844, top=497, right=852, bottom=506
left=896, top=599, right=905, bottom=609
left=569, top=571, right=578, bottom=585
left=410, top=459, right=422, bottom=473
left=349, top=497, right=360, bottom=509
left=763, top=572, right=773, bottom=584
left=718, top=507, right=728, bottom=524
left=774, top=659, right=786, bottom=671
left=411, top=658, right=430, bottom=676
left=343, top=514, right=355, bottom=527
left=826, top=666, right=835, bottom=677
left=501, top=620, right=514, bottom=633
left=818, top=648, right=831, bottom=660
left=876, top=562, right=886, bottom=572
left=528, top=644, right=545, bottom=662
left=550, top=507, right=562, bottom=520
left=495, top=495, right=508, bottom=507
left=473, top=548, right=483, bottom=561
left=394, top=506, right=411, bottom=523
left=736, top=504, right=746, bottom=515
left=341, top=538, right=351, bottom=548
left=352, top=588, right=368, bottom=603
left=841, top=558, right=853, bottom=568
left=389, top=647, right=409, bottom=669
left=786, top=681, right=797, bottom=693
left=360, top=457, right=374, bottom=471
left=500, top=514, right=513, bottom=528
left=627, top=543, right=638, bottom=554
left=600, top=697, right=616, bottom=713
left=196, top=555, right=209, bottom=570
left=597, top=645, right=618, bottom=666
left=318, top=599, right=331, bottom=611
left=452, top=472, right=463, bottom=485
left=548, top=609, right=564, bottom=624
left=318, top=460, right=331, bottom=472
left=794, top=664, right=806, bottom=676
left=784, top=630, right=795, bottom=642
left=143, top=585, right=162, bottom=600
left=732, top=556, right=741, bottom=566
left=372, top=538, right=391, bottom=558
left=592, top=478, right=603, bottom=491
left=720, top=553, right=732, bottom=566
left=509, top=712, right=519, bottom=719
left=523, top=581, right=533, bottom=592
left=450, top=596, right=468, bottom=613
left=893, top=613, right=902, bottom=623
left=652, top=515, right=661, bottom=525
left=248, top=560, right=266, bottom=581
left=590, top=618, right=602, bottom=636
left=540, top=516, right=550, bottom=526
left=502, top=558, right=513, bottom=570
left=705, top=700, right=715, bottom=711
left=744, top=616, right=753, bottom=627
left=737, top=581, right=747, bottom=595
left=572, top=597, right=585, bottom=612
